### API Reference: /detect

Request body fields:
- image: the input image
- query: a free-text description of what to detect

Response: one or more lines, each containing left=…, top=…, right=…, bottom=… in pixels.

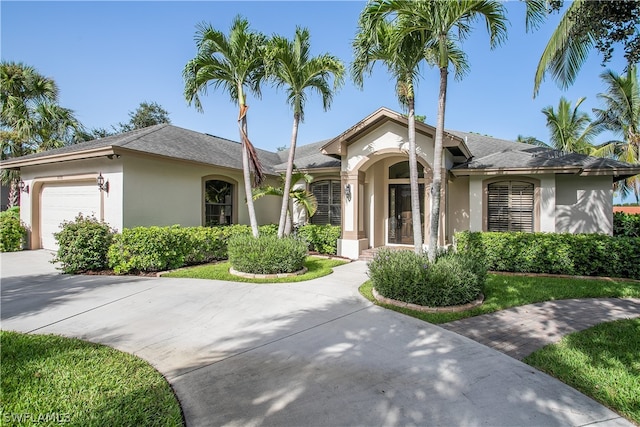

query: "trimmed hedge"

left=0, top=207, right=26, bottom=252
left=106, top=224, right=278, bottom=274
left=53, top=214, right=115, bottom=273
left=367, top=249, right=486, bottom=307
left=228, top=234, right=308, bottom=275
left=614, top=212, right=640, bottom=237
left=296, top=224, right=341, bottom=255
left=455, top=231, right=640, bottom=279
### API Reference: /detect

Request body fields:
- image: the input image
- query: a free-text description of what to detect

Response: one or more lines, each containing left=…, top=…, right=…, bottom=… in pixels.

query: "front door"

left=388, top=184, right=424, bottom=245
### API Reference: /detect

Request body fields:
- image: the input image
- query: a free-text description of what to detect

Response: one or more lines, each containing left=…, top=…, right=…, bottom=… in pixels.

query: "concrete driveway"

left=1, top=250, right=632, bottom=426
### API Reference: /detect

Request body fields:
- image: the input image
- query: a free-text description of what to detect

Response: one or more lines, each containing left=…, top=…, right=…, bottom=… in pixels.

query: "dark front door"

left=388, top=184, right=424, bottom=245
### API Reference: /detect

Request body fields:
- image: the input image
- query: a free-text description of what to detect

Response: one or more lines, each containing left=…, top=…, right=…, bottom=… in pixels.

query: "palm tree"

left=592, top=65, right=640, bottom=202
left=253, top=169, right=318, bottom=235
left=267, top=27, right=344, bottom=238
left=516, top=134, right=548, bottom=147
left=359, top=1, right=507, bottom=261
left=1, top=61, right=61, bottom=207
left=541, top=97, right=602, bottom=155
left=183, top=16, right=267, bottom=237
left=352, top=9, right=430, bottom=254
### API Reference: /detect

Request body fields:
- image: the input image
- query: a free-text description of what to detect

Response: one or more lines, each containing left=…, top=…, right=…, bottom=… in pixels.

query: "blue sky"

left=1, top=1, right=632, bottom=198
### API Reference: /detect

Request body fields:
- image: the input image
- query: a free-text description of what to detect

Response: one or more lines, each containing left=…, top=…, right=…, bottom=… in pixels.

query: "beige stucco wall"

left=18, top=158, right=124, bottom=247
left=122, top=154, right=280, bottom=228
left=344, top=122, right=435, bottom=173
left=555, top=175, right=613, bottom=234
left=447, top=176, right=470, bottom=239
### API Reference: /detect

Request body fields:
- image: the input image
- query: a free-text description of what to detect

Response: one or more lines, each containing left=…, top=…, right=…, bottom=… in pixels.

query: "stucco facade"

left=3, top=108, right=638, bottom=257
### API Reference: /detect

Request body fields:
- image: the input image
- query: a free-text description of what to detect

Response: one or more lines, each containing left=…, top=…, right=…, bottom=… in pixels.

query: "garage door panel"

left=40, top=183, right=101, bottom=250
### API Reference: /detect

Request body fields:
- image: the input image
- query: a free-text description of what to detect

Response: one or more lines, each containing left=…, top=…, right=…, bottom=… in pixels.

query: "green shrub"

left=228, top=234, right=308, bottom=274
left=367, top=249, right=486, bottom=307
left=614, top=212, right=640, bottom=237
left=52, top=215, right=114, bottom=274
left=455, top=231, right=640, bottom=279
left=0, top=207, right=26, bottom=252
left=108, top=226, right=190, bottom=274
left=296, top=224, right=341, bottom=255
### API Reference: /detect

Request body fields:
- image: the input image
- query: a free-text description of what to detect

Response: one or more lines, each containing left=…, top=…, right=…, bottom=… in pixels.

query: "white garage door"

left=40, top=182, right=101, bottom=250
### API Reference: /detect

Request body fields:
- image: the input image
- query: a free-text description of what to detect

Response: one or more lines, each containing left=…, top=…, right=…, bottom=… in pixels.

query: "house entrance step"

left=358, top=246, right=413, bottom=262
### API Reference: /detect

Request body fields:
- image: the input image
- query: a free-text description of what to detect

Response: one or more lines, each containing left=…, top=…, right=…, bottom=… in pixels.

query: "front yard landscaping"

left=360, top=273, right=640, bottom=324
left=162, top=256, right=348, bottom=283
left=0, top=331, right=184, bottom=426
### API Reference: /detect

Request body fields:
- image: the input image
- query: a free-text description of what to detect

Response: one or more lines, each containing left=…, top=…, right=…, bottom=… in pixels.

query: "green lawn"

left=162, top=256, right=349, bottom=283
left=524, top=318, right=640, bottom=425
left=0, top=331, right=183, bottom=426
left=360, top=273, right=640, bottom=324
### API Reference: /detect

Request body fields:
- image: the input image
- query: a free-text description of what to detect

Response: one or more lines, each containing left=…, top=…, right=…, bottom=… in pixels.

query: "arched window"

left=389, top=161, right=424, bottom=179
left=205, top=180, right=233, bottom=226
left=487, top=181, right=534, bottom=232
left=310, top=180, right=341, bottom=226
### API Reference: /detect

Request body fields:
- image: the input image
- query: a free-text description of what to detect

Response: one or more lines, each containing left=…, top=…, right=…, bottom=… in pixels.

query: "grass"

left=524, top=318, right=640, bottom=425
left=360, top=273, right=640, bottom=324
left=0, top=330, right=184, bottom=426
left=162, top=256, right=349, bottom=283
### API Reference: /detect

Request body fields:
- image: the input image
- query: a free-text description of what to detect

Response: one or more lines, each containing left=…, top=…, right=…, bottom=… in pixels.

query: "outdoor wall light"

left=18, top=179, right=29, bottom=194
left=344, top=183, right=352, bottom=202
left=97, top=173, right=109, bottom=193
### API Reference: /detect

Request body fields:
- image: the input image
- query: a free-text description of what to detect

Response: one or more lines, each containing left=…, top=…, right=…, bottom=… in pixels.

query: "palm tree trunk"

left=429, top=67, right=448, bottom=262
left=239, top=107, right=260, bottom=238
left=8, top=178, right=19, bottom=208
left=278, top=113, right=300, bottom=238
left=407, top=96, right=423, bottom=254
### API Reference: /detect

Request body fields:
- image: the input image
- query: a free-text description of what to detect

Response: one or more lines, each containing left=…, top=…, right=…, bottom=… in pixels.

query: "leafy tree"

left=516, top=134, right=548, bottom=147
left=267, top=27, right=344, bottom=238
left=119, top=101, right=170, bottom=132
left=253, top=169, right=318, bottom=235
left=353, top=9, right=430, bottom=254
left=532, top=0, right=640, bottom=96
left=183, top=16, right=267, bottom=237
left=592, top=65, right=640, bottom=202
left=542, top=97, right=602, bottom=155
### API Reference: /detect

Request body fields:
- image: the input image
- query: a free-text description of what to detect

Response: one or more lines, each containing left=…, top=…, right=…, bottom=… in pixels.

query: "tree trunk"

left=278, top=113, right=300, bottom=238
left=407, top=97, right=423, bottom=254
left=429, top=67, right=448, bottom=262
left=239, top=107, right=260, bottom=238
left=8, top=178, right=19, bottom=208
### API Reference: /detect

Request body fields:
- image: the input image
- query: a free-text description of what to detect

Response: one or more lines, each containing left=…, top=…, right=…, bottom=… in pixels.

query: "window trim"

left=202, top=176, right=238, bottom=226
left=482, top=177, right=540, bottom=232
left=309, top=179, right=342, bottom=226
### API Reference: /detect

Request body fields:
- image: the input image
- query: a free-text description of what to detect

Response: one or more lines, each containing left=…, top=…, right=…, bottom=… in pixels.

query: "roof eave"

left=450, top=166, right=584, bottom=176
left=0, top=147, right=118, bottom=170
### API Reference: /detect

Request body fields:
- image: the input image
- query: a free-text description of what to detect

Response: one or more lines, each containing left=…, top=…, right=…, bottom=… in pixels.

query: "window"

left=310, top=180, right=341, bottom=226
left=205, top=180, right=233, bottom=226
left=389, top=161, right=424, bottom=179
left=487, top=181, right=534, bottom=232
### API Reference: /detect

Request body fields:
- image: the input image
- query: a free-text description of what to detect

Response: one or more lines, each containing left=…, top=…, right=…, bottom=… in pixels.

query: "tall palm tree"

left=592, top=65, right=640, bottom=202
left=183, top=16, right=267, bottom=237
left=542, top=97, right=602, bottom=155
left=352, top=12, right=429, bottom=254
left=267, top=27, right=344, bottom=238
left=360, top=0, right=507, bottom=261
left=253, top=169, right=318, bottom=235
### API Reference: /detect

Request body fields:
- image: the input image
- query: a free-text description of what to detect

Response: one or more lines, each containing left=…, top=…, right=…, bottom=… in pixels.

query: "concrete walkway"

left=0, top=250, right=636, bottom=427
left=442, top=297, right=640, bottom=360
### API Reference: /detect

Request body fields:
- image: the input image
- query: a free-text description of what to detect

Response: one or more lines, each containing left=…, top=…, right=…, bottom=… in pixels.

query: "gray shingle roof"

left=3, top=124, right=283, bottom=174
left=274, top=139, right=340, bottom=171
left=449, top=130, right=639, bottom=175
